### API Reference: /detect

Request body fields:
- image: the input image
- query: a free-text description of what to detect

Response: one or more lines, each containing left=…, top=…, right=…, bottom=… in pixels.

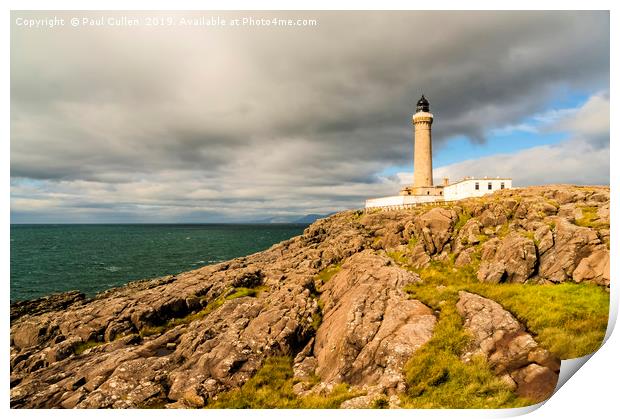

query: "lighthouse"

left=400, top=95, right=441, bottom=197
left=412, top=95, right=434, bottom=194
left=365, top=93, right=512, bottom=209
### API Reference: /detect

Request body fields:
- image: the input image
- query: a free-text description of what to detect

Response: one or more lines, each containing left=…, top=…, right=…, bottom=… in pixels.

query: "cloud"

left=431, top=93, right=610, bottom=187
left=10, top=11, right=609, bottom=221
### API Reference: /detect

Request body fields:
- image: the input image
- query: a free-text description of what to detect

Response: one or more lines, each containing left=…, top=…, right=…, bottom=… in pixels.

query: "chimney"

left=443, top=177, right=449, bottom=186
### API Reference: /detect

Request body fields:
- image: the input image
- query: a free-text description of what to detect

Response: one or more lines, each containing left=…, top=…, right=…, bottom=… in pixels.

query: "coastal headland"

left=10, top=185, right=610, bottom=409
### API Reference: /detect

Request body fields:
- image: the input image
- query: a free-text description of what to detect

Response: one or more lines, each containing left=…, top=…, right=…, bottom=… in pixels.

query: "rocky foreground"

left=10, top=185, right=610, bottom=408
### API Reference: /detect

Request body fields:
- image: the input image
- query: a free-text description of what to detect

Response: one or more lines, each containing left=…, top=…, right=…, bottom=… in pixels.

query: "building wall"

left=443, top=178, right=512, bottom=201
left=365, top=194, right=441, bottom=209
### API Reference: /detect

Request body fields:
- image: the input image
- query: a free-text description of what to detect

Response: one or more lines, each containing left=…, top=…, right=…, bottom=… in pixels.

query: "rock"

left=454, top=219, right=483, bottom=253
left=510, top=364, right=558, bottom=402
left=535, top=224, right=554, bottom=255
left=299, top=251, right=435, bottom=393
left=413, top=208, right=457, bottom=254
left=572, top=248, right=610, bottom=286
left=12, top=318, right=52, bottom=349
left=479, top=208, right=507, bottom=229
left=456, top=291, right=559, bottom=402
left=64, top=376, right=86, bottom=391
left=60, top=387, right=87, bottom=409
left=477, top=233, right=537, bottom=283
left=409, top=244, right=431, bottom=268
left=340, top=394, right=384, bottom=409
left=11, top=291, right=85, bottom=323
left=597, top=204, right=610, bottom=224
left=231, top=268, right=264, bottom=288
left=455, top=247, right=476, bottom=268
left=539, top=218, right=600, bottom=282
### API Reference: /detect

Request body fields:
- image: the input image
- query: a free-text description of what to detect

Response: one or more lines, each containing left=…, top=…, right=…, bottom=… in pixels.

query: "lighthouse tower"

left=412, top=95, right=434, bottom=194
left=400, top=95, right=441, bottom=197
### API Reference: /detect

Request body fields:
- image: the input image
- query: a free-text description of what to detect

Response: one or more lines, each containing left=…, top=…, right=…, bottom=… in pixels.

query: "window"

left=500, top=182, right=505, bottom=189
left=427, top=191, right=430, bottom=195
left=475, top=182, right=479, bottom=190
left=440, top=191, right=443, bottom=195
left=488, top=182, right=492, bottom=190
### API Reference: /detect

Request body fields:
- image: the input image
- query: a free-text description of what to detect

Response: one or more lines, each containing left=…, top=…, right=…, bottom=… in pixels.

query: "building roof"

left=447, top=176, right=512, bottom=186
left=416, top=95, right=430, bottom=113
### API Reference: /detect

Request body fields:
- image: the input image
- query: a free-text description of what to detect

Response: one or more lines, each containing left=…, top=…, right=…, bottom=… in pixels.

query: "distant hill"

left=249, top=213, right=332, bottom=224
left=292, top=213, right=331, bottom=224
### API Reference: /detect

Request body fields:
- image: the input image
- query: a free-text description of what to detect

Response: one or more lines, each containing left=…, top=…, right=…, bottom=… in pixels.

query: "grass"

left=386, top=249, right=409, bottom=266
left=205, top=357, right=362, bottom=408
left=496, top=223, right=510, bottom=238
left=140, top=285, right=266, bottom=337
left=454, top=211, right=472, bottom=232
left=310, top=265, right=341, bottom=331
left=401, top=265, right=529, bottom=408
left=465, top=282, right=609, bottom=358
left=400, top=258, right=609, bottom=360
left=74, top=339, right=105, bottom=355
left=314, top=264, right=341, bottom=288
left=389, top=252, right=609, bottom=407
left=574, top=206, right=609, bottom=229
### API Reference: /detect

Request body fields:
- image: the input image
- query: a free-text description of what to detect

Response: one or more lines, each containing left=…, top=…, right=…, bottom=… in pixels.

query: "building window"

left=500, top=182, right=505, bottom=189
left=427, top=191, right=430, bottom=195
left=440, top=191, right=443, bottom=195
left=488, top=182, right=492, bottom=190
left=475, top=182, right=479, bottom=190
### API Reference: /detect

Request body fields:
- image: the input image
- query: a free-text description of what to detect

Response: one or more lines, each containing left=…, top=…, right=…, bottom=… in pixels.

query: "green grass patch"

left=315, top=264, right=341, bottom=287
left=205, top=357, right=362, bottom=408
left=387, top=251, right=609, bottom=407
left=575, top=206, right=609, bottom=229
left=74, top=339, right=105, bottom=355
left=402, top=275, right=529, bottom=408
left=464, top=282, right=609, bottom=359
left=496, top=223, right=510, bottom=238
left=454, top=211, right=472, bottom=232
left=398, top=257, right=609, bottom=360
left=386, top=250, right=410, bottom=267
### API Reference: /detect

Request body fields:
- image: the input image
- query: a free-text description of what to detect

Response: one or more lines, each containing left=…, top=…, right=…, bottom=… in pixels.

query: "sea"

left=10, top=224, right=307, bottom=303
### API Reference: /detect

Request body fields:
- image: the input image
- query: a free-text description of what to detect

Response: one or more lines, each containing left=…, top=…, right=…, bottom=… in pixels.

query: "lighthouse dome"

left=416, top=95, right=430, bottom=113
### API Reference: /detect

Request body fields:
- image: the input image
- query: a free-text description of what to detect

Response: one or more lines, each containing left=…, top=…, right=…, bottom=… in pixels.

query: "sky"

left=10, top=11, right=610, bottom=223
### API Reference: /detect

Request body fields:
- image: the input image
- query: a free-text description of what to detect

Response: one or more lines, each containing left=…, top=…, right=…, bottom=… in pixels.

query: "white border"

left=2, top=2, right=616, bottom=419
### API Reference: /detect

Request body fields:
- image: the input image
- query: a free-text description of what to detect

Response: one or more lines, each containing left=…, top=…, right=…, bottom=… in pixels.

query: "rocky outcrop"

left=456, top=291, right=560, bottom=402
left=11, top=290, right=85, bottom=323
left=293, top=251, right=436, bottom=395
left=572, top=248, right=610, bottom=286
left=539, top=218, right=605, bottom=283
left=411, top=207, right=457, bottom=255
left=10, top=185, right=609, bottom=408
left=477, top=232, right=537, bottom=283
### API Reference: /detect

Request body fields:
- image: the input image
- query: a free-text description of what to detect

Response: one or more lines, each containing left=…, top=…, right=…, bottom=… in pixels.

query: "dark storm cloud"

left=10, top=11, right=609, bottom=221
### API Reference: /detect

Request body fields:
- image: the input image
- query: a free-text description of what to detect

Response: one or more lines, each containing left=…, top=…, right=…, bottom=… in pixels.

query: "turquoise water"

left=10, top=224, right=307, bottom=303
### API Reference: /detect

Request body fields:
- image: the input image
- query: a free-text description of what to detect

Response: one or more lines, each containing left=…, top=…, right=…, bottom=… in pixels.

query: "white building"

left=443, top=177, right=512, bottom=202
left=365, top=177, right=513, bottom=209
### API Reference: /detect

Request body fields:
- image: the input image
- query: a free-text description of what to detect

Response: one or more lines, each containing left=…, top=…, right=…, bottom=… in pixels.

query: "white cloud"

left=10, top=11, right=610, bottom=221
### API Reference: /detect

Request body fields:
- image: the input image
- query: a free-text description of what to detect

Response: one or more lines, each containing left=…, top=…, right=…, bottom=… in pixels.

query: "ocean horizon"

left=10, top=223, right=308, bottom=303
